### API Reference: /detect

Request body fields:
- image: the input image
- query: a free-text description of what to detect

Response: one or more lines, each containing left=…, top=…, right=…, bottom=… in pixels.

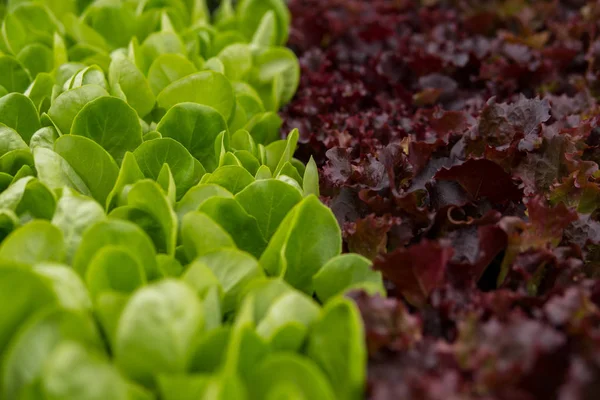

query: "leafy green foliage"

left=313, top=254, right=385, bottom=303
left=156, top=70, right=236, bottom=121
left=0, top=93, right=41, bottom=143
left=0, top=1, right=374, bottom=399
left=71, top=96, right=142, bottom=163
left=156, top=103, right=226, bottom=172
left=260, top=195, right=343, bottom=293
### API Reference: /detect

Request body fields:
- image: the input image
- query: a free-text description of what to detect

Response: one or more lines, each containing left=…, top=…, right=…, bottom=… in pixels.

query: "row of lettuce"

left=0, top=0, right=385, bottom=399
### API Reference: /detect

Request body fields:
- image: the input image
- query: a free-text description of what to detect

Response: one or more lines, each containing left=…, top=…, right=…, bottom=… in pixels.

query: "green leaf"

left=54, top=135, right=119, bottom=205
left=51, top=187, right=105, bottom=263
left=193, top=158, right=207, bottom=182
left=157, top=374, right=210, bottom=400
left=10, top=165, right=33, bottom=184
left=182, top=260, right=223, bottom=298
left=220, top=151, right=242, bottom=168
left=181, top=211, right=235, bottom=261
left=128, top=36, right=146, bottom=72
left=156, top=71, right=235, bottom=122
left=157, top=253, right=183, bottom=278
left=256, top=291, right=320, bottom=351
left=233, top=82, right=264, bottom=120
left=231, top=129, right=258, bottom=156
left=82, top=0, right=136, bottom=49
left=86, top=246, right=147, bottom=299
left=62, top=13, right=110, bottom=52
left=233, top=151, right=260, bottom=175
left=126, top=381, right=156, bottom=400
left=213, top=0, right=235, bottom=24
left=221, top=296, right=271, bottom=382
left=24, top=72, right=54, bottom=112
left=263, top=140, right=284, bottom=171
left=0, top=209, right=18, bottom=241
left=272, top=128, right=298, bottom=175
left=191, top=0, right=210, bottom=24
left=47, top=84, right=109, bottom=135
left=235, top=179, right=302, bottom=240
left=73, top=219, right=159, bottom=280
left=259, top=195, right=342, bottom=293
left=175, top=184, right=233, bottom=223
left=156, top=103, right=227, bottom=172
left=141, top=31, right=186, bottom=71
left=303, top=156, right=319, bottom=197
left=214, top=129, right=230, bottom=166
left=41, top=342, right=129, bottom=400
left=133, top=138, right=197, bottom=200
left=0, top=220, right=65, bottom=265
left=52, top=32, right=68, bottom=69
left=17, top=43, right=53, bottom=78
left=209, top=30, right=246, bottom=58
left=143, top=130, right=162, bottom=141
left=306, top=298, right=366, bottom=400
left=202, top=165, right=254, bottom=194
left=196, top=249, right=264, bottom=313
left=71, top=96, right=143, bottom=163
left=159, top=10, right=177, bottom=33
left=276, top=161, right=303, bottom=187
left=313, top=254, right=384, bottom=303
left=0, top=125, right=28, bottom=155
left=198, top=197, right=267, bottom=258
left=0, top=176, right=56, bottom=221
left=115, top=280, right=204, bottom=386
left=0, top=55, right=30, bottom=93
left=2, top=3, right=58, bottom=55
left=157, top=163, right=177, bottom=204
left=228, top=98, right=248, bottom=133
left=218, top=44, right=252, bottom=81
left=108, top=54, right=155, bottom=118
left=94, top=291, right=129, bottom=349
left=106, top=151, right=144, bottom=210
left=231, top=329, right=270, bottom=384
left=32, top=263, right=92, bottom=311
left=200, top=373, right=248, bottom=400
left=133, top=8, right=161, bottom=43
left=2, top=308, right=103, bottom=400
left=255, top=165, right=271, bottom=180
left=244, top=111, right=282, bottom=144
left=203, top=285, right=223, bottom=330
left=112, top=180, right=177, bottom=255
left=240, top=278, right=293, bottom=321
left=67, top=45, right=111, bottom=72
left=236, top=0, right=290, bottom=45
left=53, top=62, right=85, bottom=91
left=247, top=354, right=335, bottom=400
left=0, top=265, right=57, bottom=355
left=188, top=326, right=230, bottom=373
left=0, top=173, right=13, bottom=193
left=292, top=158, right=306, bottom=176
left=0, top=147, right=33, bottom=176
left=62, top=65, right=108, bottom=91
left=38, top=0, right=78, bottom=20
left=251, top=11, right=276, bottom=48
left=148, top=53, right=197, bottom=96
left=251, top=47, right=300, bottom=109
left=33, top=147, right=92, bottom=197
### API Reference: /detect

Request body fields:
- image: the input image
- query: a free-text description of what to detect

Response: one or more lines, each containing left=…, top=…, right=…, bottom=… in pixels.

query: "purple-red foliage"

left=284, top=0, right=600, bottom=398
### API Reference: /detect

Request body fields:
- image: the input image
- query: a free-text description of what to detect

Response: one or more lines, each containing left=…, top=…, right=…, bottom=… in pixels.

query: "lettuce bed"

left=0, top=1, right=386, bottom=399
left=282, top=0, right=600, bottom=398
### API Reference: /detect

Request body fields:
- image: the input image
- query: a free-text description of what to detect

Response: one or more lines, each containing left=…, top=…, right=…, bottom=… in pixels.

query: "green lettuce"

left=0, top=1, right=385, bottom=399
